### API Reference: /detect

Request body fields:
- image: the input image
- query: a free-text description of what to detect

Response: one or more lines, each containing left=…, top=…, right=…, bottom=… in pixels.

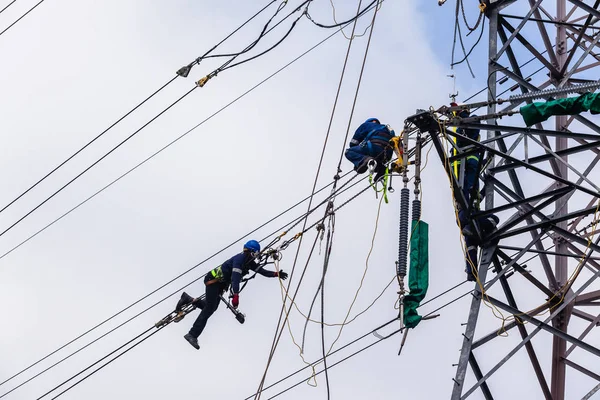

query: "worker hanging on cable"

left=344, top=117, right=396, bottom=180
left=176, top=240, right=288, bottom=350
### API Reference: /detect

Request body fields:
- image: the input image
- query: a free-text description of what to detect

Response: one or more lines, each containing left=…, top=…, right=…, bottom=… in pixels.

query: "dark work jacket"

left=215, top=252, right=276, bottom=294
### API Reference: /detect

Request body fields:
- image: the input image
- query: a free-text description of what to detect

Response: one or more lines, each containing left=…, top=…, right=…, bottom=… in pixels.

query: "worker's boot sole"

left=176, top=292, right=195, bottom=312
left=184, top=333, right=200, bottom=350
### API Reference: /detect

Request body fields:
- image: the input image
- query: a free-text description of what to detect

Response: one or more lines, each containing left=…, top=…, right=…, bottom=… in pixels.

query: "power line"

left=0, top=20, right=374, bottom=384
left=248, top=280, right=473, bottom=399
left=254, top=2, right=381, bottom=396
left=0, top=0, right=319, bottom=240
left=0, top=17, right=350, bottom=261
left=0, top=0, right=45, bottom=38
left=0, top=0, right=279, bottom=226
left=306, top=0, right=379, bottom=28
left=1, top=173, right=369, bottom=396
left=0, top=0, right=17, bottom=15
left=35, top=326, right=157, bottom=400
left=32, top=178, right=375, bottom=399
left=268, top=327, right=402, bottom=399
left=0, top=170, right=356, bottom=391
left=0, top=86, right=196, bottom=239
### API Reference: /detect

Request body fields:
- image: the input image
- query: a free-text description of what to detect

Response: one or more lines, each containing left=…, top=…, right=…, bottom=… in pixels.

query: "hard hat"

left=244, top=240, right=261, bottom=252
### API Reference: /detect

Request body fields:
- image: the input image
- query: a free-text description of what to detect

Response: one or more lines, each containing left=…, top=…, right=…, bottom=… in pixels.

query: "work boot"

left=462, top=224, right=474, bottom=237
left=355, top=157, right=374, bottom=174
left=184, top=333, right=200, bottom=350
left=192, top=297, right=205, bottom=309
left=465, top=266, right=477, bottom=282
left=175, top=292, right=194, bottom=311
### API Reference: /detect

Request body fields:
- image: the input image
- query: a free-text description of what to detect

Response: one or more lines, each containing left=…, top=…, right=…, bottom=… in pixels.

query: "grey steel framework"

left=409, top=0, right=600, bottom=398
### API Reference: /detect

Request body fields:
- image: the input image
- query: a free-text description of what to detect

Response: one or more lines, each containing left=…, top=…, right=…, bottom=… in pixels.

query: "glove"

left=277, top=270, right=289, bottom=280
left=232, top=293, right=239, bottom=309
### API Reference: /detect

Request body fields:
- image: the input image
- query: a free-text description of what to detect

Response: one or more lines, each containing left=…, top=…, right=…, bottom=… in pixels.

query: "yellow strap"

left=452, top=131, right=458, bottom=178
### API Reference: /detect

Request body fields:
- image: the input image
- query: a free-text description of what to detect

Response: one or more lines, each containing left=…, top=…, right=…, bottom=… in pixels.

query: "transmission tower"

left=411, top=0, right=600, bottom=398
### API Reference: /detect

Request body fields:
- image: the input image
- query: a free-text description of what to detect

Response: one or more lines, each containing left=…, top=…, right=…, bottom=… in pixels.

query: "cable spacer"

left=478, top=2, right=487, bottom=13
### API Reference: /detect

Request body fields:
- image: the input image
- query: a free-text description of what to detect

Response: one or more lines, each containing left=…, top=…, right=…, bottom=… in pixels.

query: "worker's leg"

left=345, top=146, right=370, bottom=172
left=189, top=283, right=222, bottom=339
left=465, top=235, right=478, bottom=282
left=463, top=158, right=479, bottom=205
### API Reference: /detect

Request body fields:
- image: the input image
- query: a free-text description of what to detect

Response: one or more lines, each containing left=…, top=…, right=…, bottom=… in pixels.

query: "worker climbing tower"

left=402, top=0, right=600, bottom=398
left=439, top=1, right=600, bottom=399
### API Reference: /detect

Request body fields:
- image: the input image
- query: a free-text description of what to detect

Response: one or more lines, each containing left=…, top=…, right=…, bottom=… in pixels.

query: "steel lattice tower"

left=412, top=0, right=600, bottom=398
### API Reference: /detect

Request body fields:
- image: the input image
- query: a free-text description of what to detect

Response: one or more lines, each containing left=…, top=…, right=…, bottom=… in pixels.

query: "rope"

left=335, top=0, right=381, bottom=173
left=0, top=171, right=357, bottom=393
left=252, top=1, right=377, bottom=395
left=327, top=0, right=381, bottom=39
left=321, top=214, right=335, bottom=398
left=326, top=193, right=384, bottom=354
left=252, top=277, right=476, bottom=399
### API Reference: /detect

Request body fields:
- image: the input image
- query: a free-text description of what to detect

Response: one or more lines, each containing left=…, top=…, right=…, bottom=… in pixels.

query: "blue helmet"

left=365, top=117, right=380, bottom=124
left=244, top=240, right=261, bottom=252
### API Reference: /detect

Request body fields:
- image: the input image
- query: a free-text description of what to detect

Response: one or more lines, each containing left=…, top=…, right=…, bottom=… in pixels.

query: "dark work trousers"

left=189, top=277, right=227, bottom=339
left=465, top=234, right=478, bottom=278
left=462, top=158, right=479, bottom=206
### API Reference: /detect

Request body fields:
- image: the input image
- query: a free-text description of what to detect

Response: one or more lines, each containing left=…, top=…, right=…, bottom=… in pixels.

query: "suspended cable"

left=267, top=327, right=402, bottom=399
left=2, top=173, right=370, bottom=396
left=194, top=0, right=294, bottom=65
left=35, top=326, right=159, bottom=400
left=3, top=1, right=383, bottom=394
left=4, top=0, right=310, bottom=241
left=0, top=273, right=208, bottom=399
left=244, top=317, right=397, bottom=399
left=0, top=0, right=44, bottom=38
left=0, top=170, right=357, bottom=392
left=0, top=19, right=349, bottom=261
left=251, top=279, right=473, bottom=399
left=219, top=12, right=304, bottom=72
left=320, top=214, right=335, bottom=399
left=28, top=177, right=375, bottom=399
left=178, top=0, right=280, bottom=72
left=305, top=0, right=378, bottom=28
left=335, top=0, right=379, bottom=174
left=300, top=0, right=379, bottom=359
left=451, top=13, right=486, bottom=68
left=0, top=86, right=197, bottom=239
left=0, top=1, right=278, bottom=218
left=252, top=0, right=377, bottom=395
left=0, top=0, right=17, bottom=15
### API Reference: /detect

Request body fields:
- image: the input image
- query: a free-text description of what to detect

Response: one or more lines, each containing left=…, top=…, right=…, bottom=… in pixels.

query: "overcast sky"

left=1, top=1, right=599, bottom=399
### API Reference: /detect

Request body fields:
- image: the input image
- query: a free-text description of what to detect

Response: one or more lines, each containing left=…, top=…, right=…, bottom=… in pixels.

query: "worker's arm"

left=251, top=261, right=277, bottom=277
left=251, top=262, right=288, bottom=280
left=230, top=253, right=245, bottom=294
